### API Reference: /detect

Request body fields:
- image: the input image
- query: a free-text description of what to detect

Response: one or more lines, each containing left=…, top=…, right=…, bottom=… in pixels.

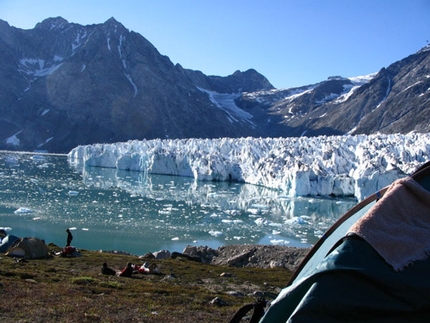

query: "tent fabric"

left=259, top=235, right=430, bottom=323
left=5, top=237, right=50, bottom=259
left=348, top=177, right=430, bottom=271
left=0, top=234, right=19, bottom=253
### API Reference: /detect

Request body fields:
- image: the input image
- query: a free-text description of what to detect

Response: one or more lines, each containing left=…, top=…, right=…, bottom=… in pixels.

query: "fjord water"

left=0, top=152, right=356, bottom=255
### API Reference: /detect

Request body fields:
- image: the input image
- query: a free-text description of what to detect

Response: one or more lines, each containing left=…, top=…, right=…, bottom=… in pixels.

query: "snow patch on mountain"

left=71, top=29, right=88, bottom=53
left=18, top=58, right=63, bottom=78
left=198, top=88, right=255, bottom=125
left=125, top=73, right=138, bottom=97
left=348, top=72, right=377, bottom=85
left=68, top=133, right=430, bottom=201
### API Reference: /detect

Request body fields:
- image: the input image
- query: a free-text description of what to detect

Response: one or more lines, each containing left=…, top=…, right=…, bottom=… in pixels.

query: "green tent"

left=257, top=162, right=430, bottom=322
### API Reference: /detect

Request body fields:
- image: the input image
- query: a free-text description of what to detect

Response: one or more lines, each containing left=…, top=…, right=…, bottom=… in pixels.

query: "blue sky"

left=1, top=0, right=429, bottom=89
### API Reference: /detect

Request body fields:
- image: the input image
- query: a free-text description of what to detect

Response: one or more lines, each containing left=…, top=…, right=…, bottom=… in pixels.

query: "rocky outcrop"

left=182, top=245, right=309, bottom=271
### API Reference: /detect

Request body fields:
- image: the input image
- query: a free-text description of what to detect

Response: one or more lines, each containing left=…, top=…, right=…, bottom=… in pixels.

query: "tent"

left=0, top=234, right=20, bottom=253
left=229, top=162, right=430, bottom=322
left=5, top=237, right=50, bottom=259
left=256, top=162, right=430, bottom=323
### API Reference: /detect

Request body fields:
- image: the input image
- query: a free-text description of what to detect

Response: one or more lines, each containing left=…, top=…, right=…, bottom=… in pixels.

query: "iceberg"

left=68, top=133, right=430, bottom=201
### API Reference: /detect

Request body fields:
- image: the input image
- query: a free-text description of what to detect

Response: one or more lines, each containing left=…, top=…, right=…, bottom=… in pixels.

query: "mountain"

left=238, top=46, right=430, bottom=137
left=0, top=17, right=429, bottom=153
left=0, top=17, right=273, bottom=153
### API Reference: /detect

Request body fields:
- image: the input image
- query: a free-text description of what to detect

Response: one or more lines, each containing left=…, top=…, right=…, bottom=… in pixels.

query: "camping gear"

left=5, top=237, right=50, bottom=259
left=228, top=162, right=430, bottom=322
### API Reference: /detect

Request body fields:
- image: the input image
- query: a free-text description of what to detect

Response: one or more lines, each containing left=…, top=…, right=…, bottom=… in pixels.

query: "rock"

left=153, top=250, right=170, bottom=259
left=140, top=252, right=155, bottom=259
left=209, top=297, right=228, bottom=306
left=171, top=251, right=202, bottom=262
left=162, top=274, right=177, bottom=281
left=227, top=250, right=254, bottom=266
left=210, top=244, right=309, bottom=270
left=182, top=245, right=218, bottom=263
left=269, top=260, right=283, bottom=268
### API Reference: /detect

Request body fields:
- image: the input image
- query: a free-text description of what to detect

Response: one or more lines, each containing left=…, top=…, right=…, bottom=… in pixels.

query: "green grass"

left=0, top=245, right=292, bottom=322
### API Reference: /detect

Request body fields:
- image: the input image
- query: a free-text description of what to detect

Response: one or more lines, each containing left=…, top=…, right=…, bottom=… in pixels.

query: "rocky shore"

left=136, top=244, right=310, bottom=271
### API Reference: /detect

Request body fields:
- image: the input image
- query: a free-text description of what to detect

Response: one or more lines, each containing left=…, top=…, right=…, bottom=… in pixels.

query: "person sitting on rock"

left=118, top=262, right=133, bottom=277
left=101, top=262, right=116, bottom=275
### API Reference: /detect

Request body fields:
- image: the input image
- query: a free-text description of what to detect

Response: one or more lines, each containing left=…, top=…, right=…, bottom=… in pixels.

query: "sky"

left=0, top=0, right=429, bottom=89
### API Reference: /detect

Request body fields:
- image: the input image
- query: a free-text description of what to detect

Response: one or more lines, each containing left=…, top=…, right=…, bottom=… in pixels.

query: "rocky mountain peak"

left=205, top=68, right=274, bottom=93
left=101, top=17, right=128, bottom=34
left=35, top=17, right=69, bottom=30
left=0, top=19, right=10, bottom=29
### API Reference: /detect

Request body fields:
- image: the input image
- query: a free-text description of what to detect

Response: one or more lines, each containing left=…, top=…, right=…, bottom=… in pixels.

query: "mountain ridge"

left=0, top=17, right=429, bottom=153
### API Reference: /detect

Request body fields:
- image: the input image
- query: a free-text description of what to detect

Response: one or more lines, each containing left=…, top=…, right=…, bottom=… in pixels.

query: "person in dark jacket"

left=66, top=228, right=73, bottom=247
left=101, top=262, right=117, bottom=275
left=119, top=262, right=133, bottom=277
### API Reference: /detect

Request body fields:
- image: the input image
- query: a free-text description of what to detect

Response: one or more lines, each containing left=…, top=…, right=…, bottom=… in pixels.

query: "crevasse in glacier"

left=68, top=133, right=430, bottom=200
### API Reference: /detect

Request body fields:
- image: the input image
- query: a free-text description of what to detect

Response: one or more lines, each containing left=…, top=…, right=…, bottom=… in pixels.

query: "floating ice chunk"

left=14, top=207, right=33, bottom=214
left=270, top=239, right=290, bottom=245
left=208, top=230, right=223, bottom=237
left=68, top=190, right=79, bottom=196
left=221, top=219, right=243, bottom=224
left=171, top=237, right=179, bottom=241
left=285, top=216, right=309, bottom=225
left=247, top=208, right=261, bottom=215
left=254, top=218, right=281, bottom=227
left=254, top=218, right=270, bottom=225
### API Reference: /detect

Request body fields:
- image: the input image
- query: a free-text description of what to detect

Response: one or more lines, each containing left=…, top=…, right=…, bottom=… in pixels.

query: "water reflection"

left=0, top=152, right=356, bottom=254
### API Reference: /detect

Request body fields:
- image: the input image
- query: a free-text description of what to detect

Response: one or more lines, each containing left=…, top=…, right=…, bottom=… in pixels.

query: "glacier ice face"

left=68, top=133, right=430, bottom=200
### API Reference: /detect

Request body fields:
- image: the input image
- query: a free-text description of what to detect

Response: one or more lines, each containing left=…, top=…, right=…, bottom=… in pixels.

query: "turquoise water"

left=0, top=152, right=356, bottom=255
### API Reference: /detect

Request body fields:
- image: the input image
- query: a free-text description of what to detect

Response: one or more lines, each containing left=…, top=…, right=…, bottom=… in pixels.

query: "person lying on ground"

left=118, top=262, right=133, bottom=277
left=135, top=262, right=160, bottom=274
left=101, top=262, right=117, bottom=275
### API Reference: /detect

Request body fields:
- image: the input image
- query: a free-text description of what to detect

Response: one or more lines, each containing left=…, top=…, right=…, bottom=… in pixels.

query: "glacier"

left=68, top=133, right=430, bottom=201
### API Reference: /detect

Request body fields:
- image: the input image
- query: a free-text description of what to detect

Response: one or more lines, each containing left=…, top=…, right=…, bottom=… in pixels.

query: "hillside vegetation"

left=0, top=244, right=293, bottom=322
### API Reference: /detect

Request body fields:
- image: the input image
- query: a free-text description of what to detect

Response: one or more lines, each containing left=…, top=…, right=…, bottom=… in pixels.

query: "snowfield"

left=68, top=133, right=430, bottom=201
